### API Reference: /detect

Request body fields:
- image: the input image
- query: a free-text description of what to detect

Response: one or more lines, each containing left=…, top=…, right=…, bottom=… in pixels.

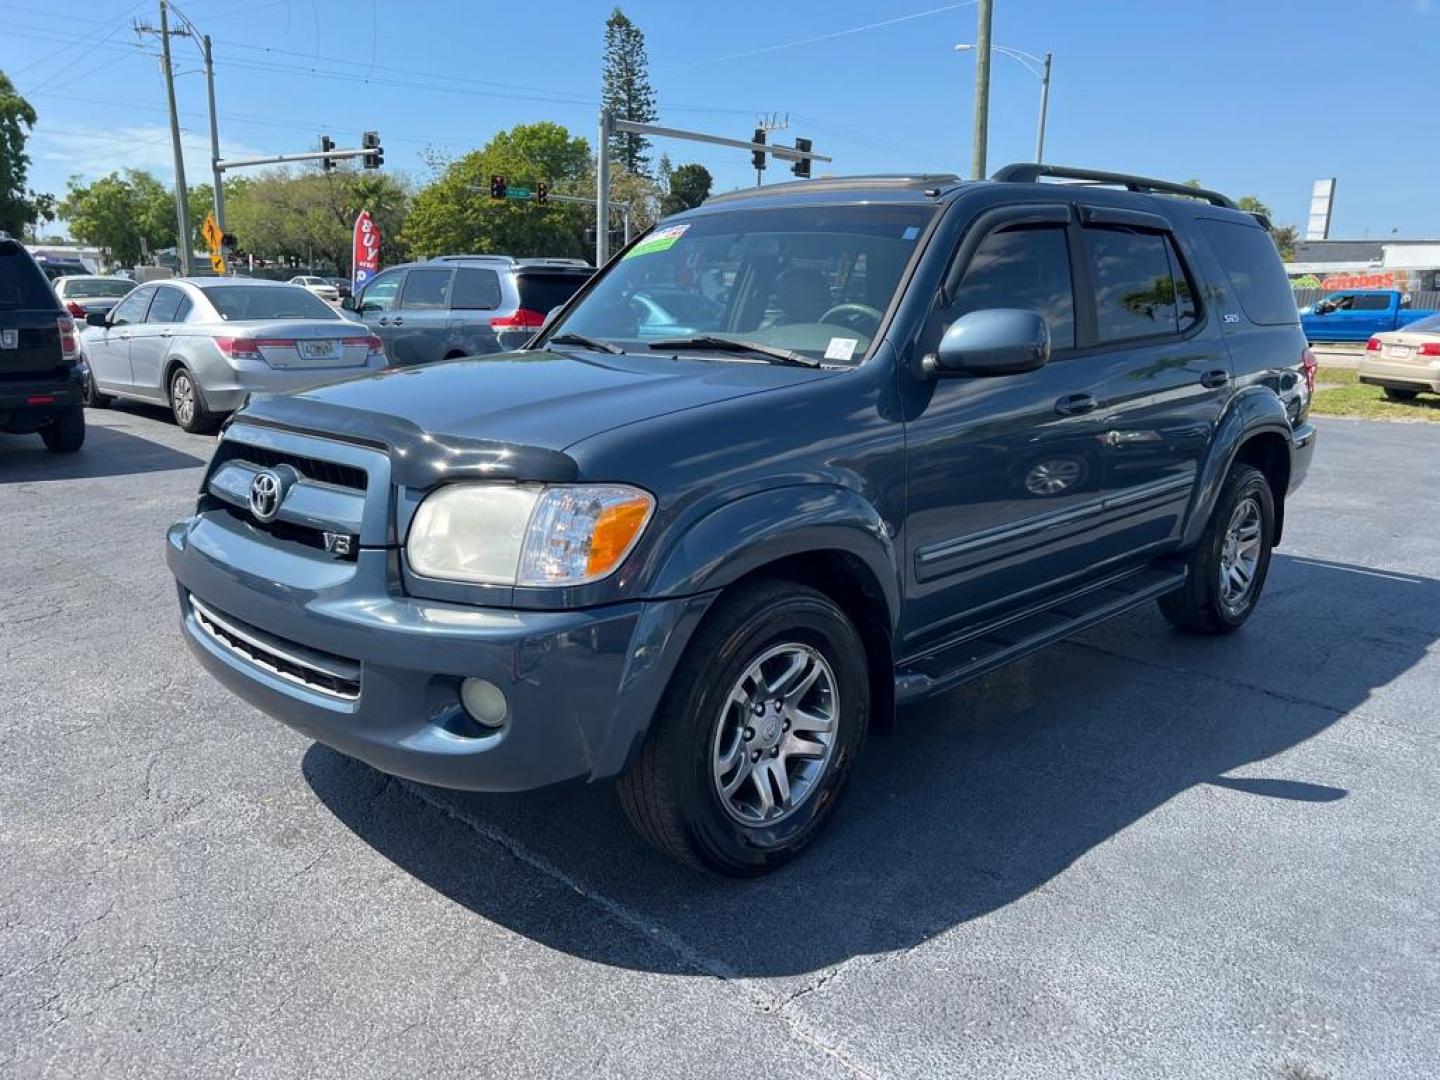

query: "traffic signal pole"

left=203, top=34, right=224, bottom=231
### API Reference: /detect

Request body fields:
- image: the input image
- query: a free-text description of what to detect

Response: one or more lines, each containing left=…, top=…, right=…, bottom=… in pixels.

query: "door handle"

left=1199, top=368, right=1230, bottom=389
left=1054, top=392, right=1097, bottom=416
left=376, top=317, right=389, bottom=326
left=390, top=317, right=404, bottom=326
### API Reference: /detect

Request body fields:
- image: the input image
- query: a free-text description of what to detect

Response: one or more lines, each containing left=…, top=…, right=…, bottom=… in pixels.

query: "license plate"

left=0, top=329, right=16, bottom=349
left=298, top=340, right=339, bottom=359
left=1382, top=344, right=1412, bottom=360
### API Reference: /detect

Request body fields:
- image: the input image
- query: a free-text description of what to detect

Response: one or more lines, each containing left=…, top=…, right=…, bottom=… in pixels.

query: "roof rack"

left=704, top=174, right=963, bottom=204
left=991, top=163, right=1237, bottom=210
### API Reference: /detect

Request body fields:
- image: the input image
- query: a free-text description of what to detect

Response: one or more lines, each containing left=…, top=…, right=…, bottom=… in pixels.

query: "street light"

left=955, top=42, right=1053, bottom=164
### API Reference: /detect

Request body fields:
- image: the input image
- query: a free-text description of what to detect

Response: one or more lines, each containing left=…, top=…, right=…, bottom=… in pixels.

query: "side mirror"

left=85, top=311, right=109, bottom=327
left=340, top=295, right=356, bottom=311
left=925, top=308, right=1050, bottom=378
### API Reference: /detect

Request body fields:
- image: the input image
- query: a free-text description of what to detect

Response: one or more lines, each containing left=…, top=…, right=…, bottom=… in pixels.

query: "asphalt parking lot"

left=1, top=406, right=1436, bottom=1079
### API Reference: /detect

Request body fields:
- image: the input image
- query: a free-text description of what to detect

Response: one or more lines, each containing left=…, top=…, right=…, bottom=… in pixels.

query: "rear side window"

left=0, top=241, right=60, bottom=310
left=1351, top=293, right=1391, bottom=311
left=1083, top=226, right=1185, bottom=342
left=401, top=268, right=452, bottom=310
left=145, top=286, right=186, bottom=324
left=950, top=224, right=1075, bottom=350
left=515, top=271, right=590, bottom=316
left=451, top=268, right=501, bottom=310
left=1198, top=219, right=1297, bottom=326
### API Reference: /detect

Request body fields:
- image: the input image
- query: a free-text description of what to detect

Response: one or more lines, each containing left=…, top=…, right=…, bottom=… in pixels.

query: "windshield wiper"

left=544, top=332, right=624, bottom=355
left=647, top=335, right=821, bottom=368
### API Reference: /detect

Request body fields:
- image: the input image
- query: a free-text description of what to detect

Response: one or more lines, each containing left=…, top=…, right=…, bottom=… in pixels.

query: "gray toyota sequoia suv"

left=166, top=165, right=1317, bottom=875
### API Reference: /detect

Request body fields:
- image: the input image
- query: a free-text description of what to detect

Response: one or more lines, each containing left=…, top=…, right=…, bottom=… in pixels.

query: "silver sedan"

left=79, top=278, right=386, bottom=432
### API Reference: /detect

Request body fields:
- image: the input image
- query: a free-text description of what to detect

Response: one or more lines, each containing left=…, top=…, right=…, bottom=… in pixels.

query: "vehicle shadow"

left=303, top=553, right=1438, bottom=977
left=0, top=406, right=207, bottom=482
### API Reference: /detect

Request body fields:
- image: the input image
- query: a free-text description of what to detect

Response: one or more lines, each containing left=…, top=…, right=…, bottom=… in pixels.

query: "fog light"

left=460, top=678, right=508, bottom=729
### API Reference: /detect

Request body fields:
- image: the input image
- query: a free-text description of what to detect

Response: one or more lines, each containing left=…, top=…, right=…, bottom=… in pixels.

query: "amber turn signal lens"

left=585, top=496, right=652, bottom=577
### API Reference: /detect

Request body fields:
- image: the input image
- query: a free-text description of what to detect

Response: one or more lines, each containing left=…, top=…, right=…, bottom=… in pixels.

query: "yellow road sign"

left=210, top=253, right=226, bottom=275
left=201, top=212, right=223, bottom=253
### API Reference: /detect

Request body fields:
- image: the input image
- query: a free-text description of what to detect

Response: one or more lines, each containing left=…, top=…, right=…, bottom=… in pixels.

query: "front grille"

left=213, top=440, right=367, bottom=492
left=218, top=505, right=357, bottom=561
left=189, top=595, right=360, bottom=701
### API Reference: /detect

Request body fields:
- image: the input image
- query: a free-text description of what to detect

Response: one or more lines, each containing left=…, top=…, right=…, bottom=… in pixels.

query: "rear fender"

left=1182, top=386, right=1292, bottom=547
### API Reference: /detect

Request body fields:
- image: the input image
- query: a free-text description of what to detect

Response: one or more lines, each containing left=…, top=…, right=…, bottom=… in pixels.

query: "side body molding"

left=645, top=485, right=902, bottom=632
left=1182, top=385, right=1294, bottom=548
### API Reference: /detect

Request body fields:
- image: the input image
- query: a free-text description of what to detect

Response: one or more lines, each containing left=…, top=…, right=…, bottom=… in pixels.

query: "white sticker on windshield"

left=824, top=337, right=859, bottom=362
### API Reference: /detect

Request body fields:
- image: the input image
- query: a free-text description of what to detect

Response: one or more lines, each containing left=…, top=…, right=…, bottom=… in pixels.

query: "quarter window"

left=1197, top=219, right=1297, bottom=326
left=1083, top=226, right=1183, bottom=342
left=450, top=268, right=502, bottom=310
left=950, top=224, right=1076, bottom=350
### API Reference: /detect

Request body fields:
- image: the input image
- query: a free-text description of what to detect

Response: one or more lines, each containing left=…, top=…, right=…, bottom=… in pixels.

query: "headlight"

left=406, top=483, right=655, bottom=587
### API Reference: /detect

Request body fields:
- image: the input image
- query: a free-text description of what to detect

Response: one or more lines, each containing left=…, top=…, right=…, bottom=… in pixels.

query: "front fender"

left=646, top=484, right=902, bottom=630
left=1182, top=386, right=1293, bottom=547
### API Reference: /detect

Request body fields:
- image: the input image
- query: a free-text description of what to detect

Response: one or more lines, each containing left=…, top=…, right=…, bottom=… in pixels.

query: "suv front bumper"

left=166, top=515, right=712, bottom=791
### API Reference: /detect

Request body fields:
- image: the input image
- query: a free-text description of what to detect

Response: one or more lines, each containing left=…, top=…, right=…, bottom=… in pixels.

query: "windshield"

left=200, top=284, right=339, bottom=321
left=545, top=204, right=934, bottom=365
left=67, top=278, right=134, bottom=298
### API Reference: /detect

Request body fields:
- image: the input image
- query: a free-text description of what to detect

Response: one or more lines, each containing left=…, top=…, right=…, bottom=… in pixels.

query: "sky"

left=2, top=0, right=1438, bottom=240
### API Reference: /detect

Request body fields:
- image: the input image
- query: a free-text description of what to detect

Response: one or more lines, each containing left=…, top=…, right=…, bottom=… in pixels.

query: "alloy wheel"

left=1218, top=495, right=1263, bottom=610
left=171, top=373, right=195, bottom=427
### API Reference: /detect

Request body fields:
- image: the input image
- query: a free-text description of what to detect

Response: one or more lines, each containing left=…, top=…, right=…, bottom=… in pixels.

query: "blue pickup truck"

left=1300, top=289, right=1438, bottom=343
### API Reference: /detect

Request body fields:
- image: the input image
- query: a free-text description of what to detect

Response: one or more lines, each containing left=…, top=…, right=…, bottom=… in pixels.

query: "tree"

left=403, top=122, right=592, bottom=260
left=660, top=163, right=712, bottom=216
left=0, top=70, right=51, bottom=236
left=602, top=8, right=658, bottom=175
left=58, top=170, right=180, bottom=266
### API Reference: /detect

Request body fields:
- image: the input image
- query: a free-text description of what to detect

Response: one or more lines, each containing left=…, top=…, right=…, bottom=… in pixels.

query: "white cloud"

left=32, top=123, right=274, bottom=186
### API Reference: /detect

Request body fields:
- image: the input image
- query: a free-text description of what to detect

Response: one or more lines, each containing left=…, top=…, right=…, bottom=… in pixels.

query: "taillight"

left=490, top=308, right=546, bottom=331
left=214, top=336, right=264, bottom=361
left=342, top=334, right=385, bottom=359
left=1418, top=343, right=1440, bottom=357
left=65, top=300, right=87, bottom=318
left=1365, top=337, right=1381, bottom=352
left=1301, top=345, right=1317, bottom=395
left=57, top=316, right=80, bottom=362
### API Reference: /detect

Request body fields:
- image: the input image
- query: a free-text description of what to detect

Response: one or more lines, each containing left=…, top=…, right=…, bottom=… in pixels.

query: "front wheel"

left=617, top=579, right=869, bottom=875
left=1159, top=464, right=1274, bottom=634
left=80, top=359, right=111, bottom=408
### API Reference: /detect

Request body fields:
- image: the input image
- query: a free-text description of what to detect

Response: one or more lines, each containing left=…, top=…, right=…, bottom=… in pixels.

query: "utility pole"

left=1035, top=52, right=1052, bottom=164
left=596, top=109, right=612, bottom=267
left=971, top=0, right=994, bottom=180
left=157, top=2, right=191, bottom=274
left=203, top=34, right=224, bottom=230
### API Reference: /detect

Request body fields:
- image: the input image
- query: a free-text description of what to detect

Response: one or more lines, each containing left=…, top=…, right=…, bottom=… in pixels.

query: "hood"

left=237, top=348, right=830, bottom=487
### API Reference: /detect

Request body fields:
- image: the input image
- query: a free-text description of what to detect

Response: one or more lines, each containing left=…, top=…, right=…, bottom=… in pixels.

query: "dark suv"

left=1, top=235, right=86, bottom=452
left=166, top=166, right=1316, bottom=874
left=342, top=255, right=592, bottom=364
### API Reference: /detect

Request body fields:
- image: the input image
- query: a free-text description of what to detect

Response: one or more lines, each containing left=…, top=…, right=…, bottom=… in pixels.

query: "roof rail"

left=704, top=174, right=963, bottom=204
left=428, top=254, right=516, bottom=265
left=991, top=163, right=1237, bottom=210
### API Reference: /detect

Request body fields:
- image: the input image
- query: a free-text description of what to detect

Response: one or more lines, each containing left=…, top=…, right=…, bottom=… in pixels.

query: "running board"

left=894, top=563, right=1187, bottom=705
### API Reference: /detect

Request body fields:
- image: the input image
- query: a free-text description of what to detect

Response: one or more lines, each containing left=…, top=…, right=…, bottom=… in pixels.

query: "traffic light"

left=320, top=134, right=335, bottom=171
left=490, top=174, right=507, bottom=199
left=751, top=128, right=766, bottom=171
left=221, top=233, right=236, bottom=249
left=361, top=130, right=383, bottom=169
left=792, top=137, right=812, bottom=179
left=536, top=181, right=549, bottom=205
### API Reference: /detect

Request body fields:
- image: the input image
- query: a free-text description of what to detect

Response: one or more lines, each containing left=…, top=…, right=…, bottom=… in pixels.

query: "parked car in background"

left=1359, top=313, right=1440, bottom=400
left=342, top=255, right=592, bottom=364
left=35, top=258, right=91, bottom=282
left=0, top=235, right=85, bottom=452
left=52, top=275, right=134, bottom=322
left=166, top=167, right=1316, bottom=874
left=1300, top=289, right=1438, bottom=342
left=80, top=278, right=386, bottom=432
left=288, top=275, right=340, bottom=303
left=326, top=277, right=352, bottom=300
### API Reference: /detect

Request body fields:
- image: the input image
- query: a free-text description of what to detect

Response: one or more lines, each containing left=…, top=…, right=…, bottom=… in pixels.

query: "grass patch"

left=1311, top=381, right=1440, bottom=421
left=1315, top=365, right=1357, bottom=386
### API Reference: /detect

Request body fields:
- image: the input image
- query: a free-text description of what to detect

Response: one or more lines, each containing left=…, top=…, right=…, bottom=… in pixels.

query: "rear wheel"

left=1383, top=387, right=1420, bottom=402
left=40, top=407, right=85, bottom=452
left=1159, top=464, right=1274, bottom=635
left=617, top=579, right=868, bottom=875
left=169, top=367, right=218, bottom=434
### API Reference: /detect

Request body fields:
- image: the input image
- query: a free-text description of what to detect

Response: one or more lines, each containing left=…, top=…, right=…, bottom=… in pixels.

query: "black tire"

left=80, top=359, right=111, bottom=408
left=40, top=407, right=85, bottom=453
left=1383, top=387, right=1420, bottom=402
left=169, top=367, right=219, bottom=434
left=617, top=579, right=869, bottom=875
left=1159, top=464, right=1274, bottom=635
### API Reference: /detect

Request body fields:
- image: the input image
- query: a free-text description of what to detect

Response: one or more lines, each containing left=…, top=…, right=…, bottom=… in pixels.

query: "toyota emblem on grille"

left=248, top=469, right=286, bottom=523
